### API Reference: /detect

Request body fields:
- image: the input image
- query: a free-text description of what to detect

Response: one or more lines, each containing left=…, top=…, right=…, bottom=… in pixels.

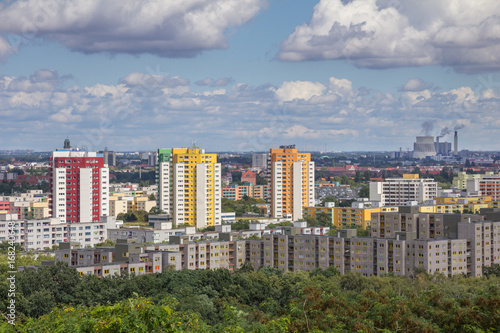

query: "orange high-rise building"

left=270, top=145, right=314, bottom=220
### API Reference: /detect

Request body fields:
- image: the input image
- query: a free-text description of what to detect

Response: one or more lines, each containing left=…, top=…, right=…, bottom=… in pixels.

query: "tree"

left=148, top=193, right=156, bottom=201
left=320, top=196, right=338, bottom=207
left=358, top=185, right=369, bottom=198
left=95, top=239, right=116, bottom=247
left=231, top=171, right=242, bottom=183
left=316, top=212, right=332, bottom=227
left=149, top=206, right=166, bottom=215
left=356, top=227, right=370, bottom=237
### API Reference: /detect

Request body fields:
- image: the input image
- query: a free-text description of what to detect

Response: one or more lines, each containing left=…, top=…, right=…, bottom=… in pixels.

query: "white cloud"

left=2, top=70, right=500, bottom=151
left=0, top=36, right=15, bottom=62
left=50, top=107, right=82, bottom=123
left=401, top=78, right=433, bottom=92
left=275, top=80, right=326, bottom=102
left=0, top=0, right=266, bottom=57
left=279, top=0, right=500, bottom=73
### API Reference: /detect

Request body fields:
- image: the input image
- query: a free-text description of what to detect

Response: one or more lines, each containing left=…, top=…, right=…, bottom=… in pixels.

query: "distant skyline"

left=1, top=0, right=500, bottom=152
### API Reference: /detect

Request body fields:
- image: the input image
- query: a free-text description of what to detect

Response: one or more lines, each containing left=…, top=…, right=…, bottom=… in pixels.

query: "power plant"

left=412, top=128, right=459, bottom=159
left=413, top=136, right=437, bottom=159
left=435, top=136, right=452, bottom=156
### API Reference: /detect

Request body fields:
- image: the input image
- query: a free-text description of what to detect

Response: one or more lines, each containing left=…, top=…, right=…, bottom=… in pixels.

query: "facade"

left=253, top=185, right=271, bottom=201
left=369, top=174, right=438, bottom=206
left=0, top=201, right=9, bottom=214
left=270, top=145, right=314, bottom=220
left=252, top=153, right=268, bottom=169
left=241, top=170, right=257, bottom=185
left=43, top=237, right=247, bottom=277
left=452, top=171, right=500, bottom=190
left=222, top=184, right=270, bottom=201
left=157, top=148, right=221, bottom=228
left=22, top=210, right=500, bottom=278
left=49, top=140, right=109, bottom=223
left=0, top=213, right=121, bottom=250
left=479, top=177, right=500, bottom=201
left=222, top=185, right=253, bottom=201
left=369, top=211, right=500, bottom=277
left=98, top=149, right=116, bottom=166
left=304, top=206, right=399, bottom=229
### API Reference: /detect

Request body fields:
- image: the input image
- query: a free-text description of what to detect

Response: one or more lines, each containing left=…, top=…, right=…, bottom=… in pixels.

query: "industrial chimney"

left=454, top=131, right=458, bottom=155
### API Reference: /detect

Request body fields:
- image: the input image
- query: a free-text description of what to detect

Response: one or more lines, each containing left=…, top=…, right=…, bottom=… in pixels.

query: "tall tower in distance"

left=157, top=147, right=221, bottom=228
left=49, top=139, right=109, bottom=224
left=454, top=131, right=458, bottom=155
left=270, top=145, right=314, bottom=220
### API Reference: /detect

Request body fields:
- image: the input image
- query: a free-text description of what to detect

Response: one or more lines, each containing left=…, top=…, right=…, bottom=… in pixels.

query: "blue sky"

left=0, top=0, right=499, bottom=152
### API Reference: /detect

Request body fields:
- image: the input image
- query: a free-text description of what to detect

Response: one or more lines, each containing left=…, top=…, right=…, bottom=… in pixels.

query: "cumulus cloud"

left=275, top=80, right=326, bottom=102
left=2, top=69, right=500, bottom=151
left=401, top=78, right=433, bottom=92
left=278, top=0, right=500, bottom=73
left=0, top=0, right=266, bottom=58
left=0, top=36, right=15, bottom=62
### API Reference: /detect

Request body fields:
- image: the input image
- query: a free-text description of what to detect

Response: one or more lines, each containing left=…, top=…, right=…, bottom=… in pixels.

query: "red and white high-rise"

left=49, top=139, right=109, bottom=223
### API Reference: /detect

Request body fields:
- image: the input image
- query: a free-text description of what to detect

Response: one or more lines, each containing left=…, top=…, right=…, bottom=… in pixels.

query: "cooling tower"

left=413, top=136, right=437, bottom=159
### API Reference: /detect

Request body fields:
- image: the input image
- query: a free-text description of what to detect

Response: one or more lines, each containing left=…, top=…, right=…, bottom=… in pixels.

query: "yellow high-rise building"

left=270, top=145, right=314, bottom=220
left=157, top=147, right=221, bottom=228
left=304, top=206, right=399, bottom=229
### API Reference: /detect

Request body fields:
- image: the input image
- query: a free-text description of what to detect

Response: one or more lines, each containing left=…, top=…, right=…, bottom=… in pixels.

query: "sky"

left=0, top=0, right=500, bottom=153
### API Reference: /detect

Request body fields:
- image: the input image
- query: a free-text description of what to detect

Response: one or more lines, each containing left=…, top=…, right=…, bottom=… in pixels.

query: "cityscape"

left=1, top=0, right=500, bottom=331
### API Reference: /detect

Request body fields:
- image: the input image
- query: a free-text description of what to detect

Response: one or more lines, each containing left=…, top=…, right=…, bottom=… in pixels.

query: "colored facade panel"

left=49, top=150, right=108, bottom=224
left=157, top=148, right=221, bottom=228
left=270, top=146, right=314, bottom=220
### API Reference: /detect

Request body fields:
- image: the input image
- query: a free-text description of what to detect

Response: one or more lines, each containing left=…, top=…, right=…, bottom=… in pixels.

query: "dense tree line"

left=1, top=258, right=499, bottom=332
left=0, top=179, right=49, bottom=195
left=111, top=170, right=156, bottom=185
left=221, top=197, right=265, bottom=216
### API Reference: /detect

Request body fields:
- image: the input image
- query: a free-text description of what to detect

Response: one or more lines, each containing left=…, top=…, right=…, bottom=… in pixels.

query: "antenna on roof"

left=192, top=139, right=197, bottom=148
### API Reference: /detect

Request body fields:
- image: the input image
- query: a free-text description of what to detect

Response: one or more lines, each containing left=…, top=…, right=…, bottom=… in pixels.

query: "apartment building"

left=304, top=206, right=399, bottom=229
left=253, top=185, right=271, bottom=201
left=452, top=171, right=500, bottom=190
left=270, top=145, right=314, bottom=220
left=49, top=139, right=109, bottom=223
left=0, top=213, right=121, bottom=250
left=369, top=174, right=438, bottom=206
left=0, top=201, right=8, bottom=214
left=222, top=185, right=253, bottom=201
left=252, top=153, right=268, bottom=169
left=40, top=236, right=247, bottom=277
left=157, top=148, right=221, bottom=228
left=478, top=177, right=500, bottom=201
left=457, top=221, right=500, bottom=277
left=23, top=212, right=500, bottom=279
left=221, top=184, right=271, bottom=202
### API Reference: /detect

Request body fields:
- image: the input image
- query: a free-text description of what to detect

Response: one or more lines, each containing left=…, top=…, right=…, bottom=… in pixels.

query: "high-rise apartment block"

left=252, top=153, right=268, bottom=169
left=369, top=174, right=438, bottom=206
left=269, top=145, right=314, bottom=220
left=157, top=148, right=221, bottom=228
left=49, top=140, right=109, bottom=224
